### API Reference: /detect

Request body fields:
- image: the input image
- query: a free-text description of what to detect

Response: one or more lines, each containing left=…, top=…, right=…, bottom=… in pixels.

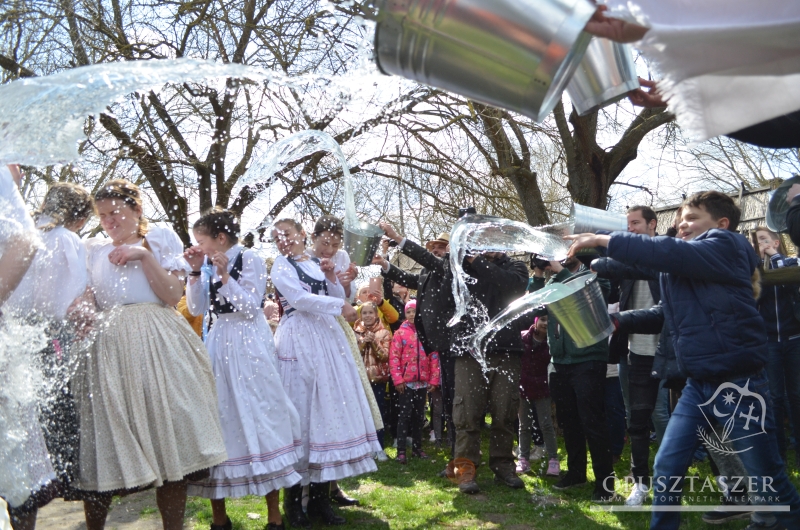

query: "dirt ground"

left=35, top=490, right=194, bottom=530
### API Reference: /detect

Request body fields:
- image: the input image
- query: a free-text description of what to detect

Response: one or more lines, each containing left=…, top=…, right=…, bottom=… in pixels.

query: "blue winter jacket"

left=606, top=229, right=767, bottom=381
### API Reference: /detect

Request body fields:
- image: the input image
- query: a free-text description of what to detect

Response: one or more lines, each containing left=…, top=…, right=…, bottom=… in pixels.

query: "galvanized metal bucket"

left=546, top=272, right=614, bottom=348
left=566, top=37, right=639, bottom=116
left=570, top=203, right=627, bottom=234
left=344, top=220, right=385, bottom=267
left=374, top=0, right=596, bottom=122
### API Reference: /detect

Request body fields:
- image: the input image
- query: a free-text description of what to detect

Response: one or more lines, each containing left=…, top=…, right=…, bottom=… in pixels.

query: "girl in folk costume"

left=306, top=215, right=387, bottom=478
left=352, top=301, right=392, bottom=449
left=73, top=180, right=227, bottom=530
left=4, top=183, right=94, bottom=527
left=389, top=300, right=440, bottom=465
left=184, top=209, right=302, bottom=530
left=271, top=219, right=381, bottom=528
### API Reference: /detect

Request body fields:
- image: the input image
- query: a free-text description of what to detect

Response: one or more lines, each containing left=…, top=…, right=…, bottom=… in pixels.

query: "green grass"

left=186, top=422, right=800, bottom=529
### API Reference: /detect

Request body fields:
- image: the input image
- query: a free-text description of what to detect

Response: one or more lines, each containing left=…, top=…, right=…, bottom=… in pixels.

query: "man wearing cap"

left=373, top=224, right=458, bottom=467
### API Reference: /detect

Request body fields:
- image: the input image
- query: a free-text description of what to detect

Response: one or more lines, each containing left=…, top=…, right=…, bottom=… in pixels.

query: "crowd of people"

left=3, top=159, right=800, bottom=530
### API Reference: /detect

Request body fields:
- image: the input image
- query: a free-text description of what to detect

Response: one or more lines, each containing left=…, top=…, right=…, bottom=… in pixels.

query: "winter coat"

left=607, top=229, right=768, bottom=381
left=354, top=318, right=392, bottom=383
left=530, top=266, right=611, bottom=365
left=592, top=257, right=661, bottom=363
left=450, top=253, right=529, bottom=356
left=383, top=240, right=456, bottom=353
left=389, top=320, right=441, bottom=386
left=757, top=252, right=800, bottom=342
left=520, top=324, right=550, bottom=401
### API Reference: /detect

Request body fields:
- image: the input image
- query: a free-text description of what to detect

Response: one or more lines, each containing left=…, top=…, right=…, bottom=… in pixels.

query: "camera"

left=458, top=206, right=477, bottom=218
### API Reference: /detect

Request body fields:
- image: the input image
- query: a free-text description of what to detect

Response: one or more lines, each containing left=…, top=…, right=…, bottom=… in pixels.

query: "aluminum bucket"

left=374, top=0, right=595, bottom=123
left=570, top=203, right=627, bottom=234
left=546, top=273, right=614, bottom=348
left=344, top=220, right=385, bottom=267
left=566, top=37, right=639, bottom=116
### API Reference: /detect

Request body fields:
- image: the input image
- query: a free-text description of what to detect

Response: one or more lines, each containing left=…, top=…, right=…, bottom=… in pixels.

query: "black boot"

left=210, top=518, right=232, bottom=530
left=283, top=485, right=311, bottom=529
left=307, top=482, right=346, bottom=526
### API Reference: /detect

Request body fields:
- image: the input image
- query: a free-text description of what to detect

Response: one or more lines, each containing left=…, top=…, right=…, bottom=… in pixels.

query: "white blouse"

left=304, top=247, right=352, bottom=301
left=87, top=225, right=189, bottom=311
left=5, top=217, right=87, bottom=320
left=185, top=244, right=267, bottom=319
left=270, top=255, right=345, bottom=315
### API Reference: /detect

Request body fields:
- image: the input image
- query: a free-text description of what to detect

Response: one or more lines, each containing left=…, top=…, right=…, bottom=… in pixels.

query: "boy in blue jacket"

left=567, top=191, right=800, bottom=530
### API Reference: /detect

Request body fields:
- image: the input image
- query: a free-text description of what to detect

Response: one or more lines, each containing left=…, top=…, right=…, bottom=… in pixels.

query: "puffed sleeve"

left=185, top=268, right=209, bottom=317
left=271, top=256, right=344, bottom=315
left=36, top=229, right=87, bottom=316
left=216, top=249, right=267, bottom=319
left=0, top=167, right=39, bottom=246
left=144, top=225, right=191, bottom=272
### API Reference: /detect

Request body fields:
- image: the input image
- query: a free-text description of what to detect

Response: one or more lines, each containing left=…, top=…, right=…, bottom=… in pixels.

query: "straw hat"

left=425, top=232, right=450, bottom=250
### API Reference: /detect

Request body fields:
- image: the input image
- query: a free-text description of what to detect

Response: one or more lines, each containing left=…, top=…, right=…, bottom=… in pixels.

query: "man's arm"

left=591, top=257, right=659, bottom=282
left=614, top=303, right=665, bottom=336
left=382, top=262, right=420, bottom=291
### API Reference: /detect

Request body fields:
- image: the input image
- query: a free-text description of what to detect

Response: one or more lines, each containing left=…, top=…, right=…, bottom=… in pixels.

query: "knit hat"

left=405, top=299, right=417, bottom=312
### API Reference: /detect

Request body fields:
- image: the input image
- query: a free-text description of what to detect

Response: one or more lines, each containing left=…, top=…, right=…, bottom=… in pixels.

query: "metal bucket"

left=546, top=273, right=614, bottom=348
left=566, top=37, right=639, bottom=116
left=570, top=203, right=627, bottom=234
left=344, top=220, right=385, bottom=267
left=374, top=0, right=596, bottom=123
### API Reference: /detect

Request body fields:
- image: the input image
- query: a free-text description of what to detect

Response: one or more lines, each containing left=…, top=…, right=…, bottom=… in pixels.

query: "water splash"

left=234, top=129, right=359, bottom=235
left=447, top=214, right=571, bottom=328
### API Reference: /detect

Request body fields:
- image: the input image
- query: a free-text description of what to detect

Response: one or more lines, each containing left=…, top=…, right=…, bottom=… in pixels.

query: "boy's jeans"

left=651, top=371, right=800, bottom=529
left=766, top=339, right=800, bottom=461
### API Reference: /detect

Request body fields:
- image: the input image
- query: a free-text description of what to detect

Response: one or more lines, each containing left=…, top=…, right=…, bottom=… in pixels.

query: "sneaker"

left=515, top=457, right=530, bottom=474
left=529, top=446, right=545, bottom=462
left=494, top=471, right=525, bottom=489
left=625, top=483, right=649, bottom=506
left=375, top=450, right=389, bottom=462
left=396, top=451, right=407, bottom=465
left=552, top=473, right=587, bottom=490
left=592, top=489, right=617, bottom=504
left=412, top=449, right=429, bottom=459
left=429, top=431, right=436, bottom=442
left=743, top=521, right=781, bottom=530
left=546, top=458, right=560, bottom=477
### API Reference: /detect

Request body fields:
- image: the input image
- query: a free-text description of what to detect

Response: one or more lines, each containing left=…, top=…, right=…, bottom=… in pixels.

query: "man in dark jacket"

left=568, top=191, right=800, bottom=530
left=374, top=224, right=458, bottom=461
left=450, top=250, right=529, bottom=494
left=530, top=259, right=615, bottom=503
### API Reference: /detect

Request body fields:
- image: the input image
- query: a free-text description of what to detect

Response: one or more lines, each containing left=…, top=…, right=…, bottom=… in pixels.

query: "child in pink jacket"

left=390, top=299, right=440, bottom=464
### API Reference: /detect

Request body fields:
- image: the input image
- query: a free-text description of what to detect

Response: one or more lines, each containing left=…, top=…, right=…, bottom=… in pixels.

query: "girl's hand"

left=337, top=263, right=357, bottom=287
left=395, top=382, right=406, bottom=394
left=364, top=331, right=375, bottom=342
left=184, top=246, right=205, bottom=271
left=319, top=258, right=335, bottom=273
left=108, top=245, right=148, bottom=266
left=211, top=251, right=230, bottom=283
left=342, top=303, right=357, bottom=322
left=428, top=385, right=438, bottom=393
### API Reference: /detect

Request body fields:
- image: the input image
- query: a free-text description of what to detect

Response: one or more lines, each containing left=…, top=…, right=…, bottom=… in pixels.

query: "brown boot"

left=454, top=458, right=480, bottom=494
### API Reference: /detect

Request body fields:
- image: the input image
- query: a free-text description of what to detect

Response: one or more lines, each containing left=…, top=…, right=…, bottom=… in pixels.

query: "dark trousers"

left=550, top=360, right=614, bottom=490
left=440, top=353, right=457, bottom=457
left=453, top=354, right=521, bottom=476
left=766, top=339, right=800, bottom=461
left=371, top=381, right=388, bottom=448
left=605, top=375, right=627, bottom=458
left=628, top=353, right=662, bottom=481
left=396, top=387, right=426, bottom=453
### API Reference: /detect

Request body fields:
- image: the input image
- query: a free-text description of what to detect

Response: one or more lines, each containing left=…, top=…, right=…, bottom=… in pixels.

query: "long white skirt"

left=73, top=303, right=227, bottom=492
left=187, top=313, right=302, bottom=498
left=276, top=311, right=381, bottom=485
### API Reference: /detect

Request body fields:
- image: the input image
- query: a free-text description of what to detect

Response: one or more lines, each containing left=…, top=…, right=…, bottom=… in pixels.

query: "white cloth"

left=628, top=280, right=659, bottom=356
left=272, top=255, right=381, bottom=484
left=185, top=245, right=303, bottom=498
left=305, top=248, right=353, bottom=301
left=0, top=169, right=54, bottom=507
left=86, top=225, right=189, bottom=311
left=605, top=0, right=800, bottom=141
left=5, top=218, right=87, bottom=320
left=0, top=166, right=37, bottom=247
